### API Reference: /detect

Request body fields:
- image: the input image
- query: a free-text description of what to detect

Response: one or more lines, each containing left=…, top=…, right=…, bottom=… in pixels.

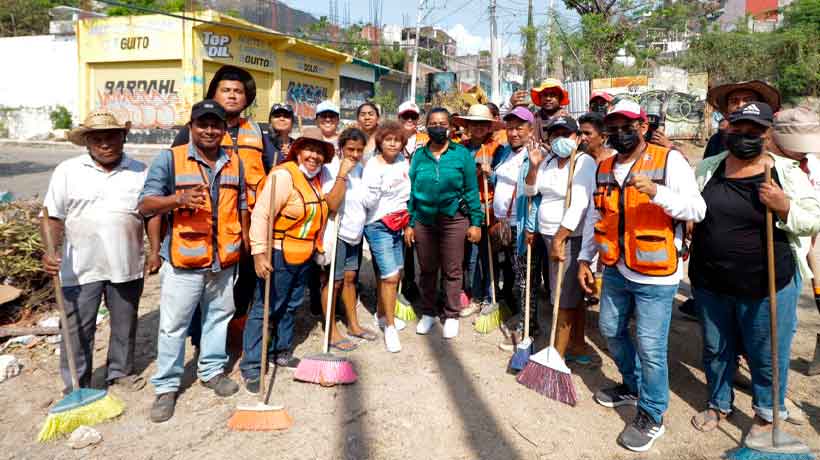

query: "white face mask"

left=299, top=163, right=320, bottom=178
left=551, top=136, right=576, bottom=159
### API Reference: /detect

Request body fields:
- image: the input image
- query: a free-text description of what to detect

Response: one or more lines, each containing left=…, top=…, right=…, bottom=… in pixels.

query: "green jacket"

left=408, top=141, right=484, bottom=227
left=695, top=151, right=820, bottom=278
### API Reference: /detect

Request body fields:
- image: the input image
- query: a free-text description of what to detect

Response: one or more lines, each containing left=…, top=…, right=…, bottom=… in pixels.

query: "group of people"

left=40, top=62, right=820, bottom=453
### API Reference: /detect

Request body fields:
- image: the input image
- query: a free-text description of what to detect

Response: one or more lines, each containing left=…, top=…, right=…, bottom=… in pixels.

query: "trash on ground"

left=67, top=426, right=102, bottom=449
left=0, top=354, right=22, bottom=383
left=37, top=316, right=59, bottom=329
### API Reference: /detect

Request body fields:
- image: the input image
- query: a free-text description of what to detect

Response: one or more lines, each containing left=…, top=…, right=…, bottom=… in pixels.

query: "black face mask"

left=427, top=126, right=449, bottom=144
left=726, top=133, right=763, bottom=159
left=609, top=130, right=640, bottom=154
left=590, top=103, right=608, bottom=115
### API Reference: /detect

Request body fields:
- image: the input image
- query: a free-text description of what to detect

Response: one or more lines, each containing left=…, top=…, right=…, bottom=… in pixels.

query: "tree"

left=0, top=0, right=79, bottom=36
left=105, top=0, right=185, bottom=16
left=371, top=82, right=398, bottom=115
left=380, top=45, right=407, bottom=71
left=521, top=0, right=538, bottom=87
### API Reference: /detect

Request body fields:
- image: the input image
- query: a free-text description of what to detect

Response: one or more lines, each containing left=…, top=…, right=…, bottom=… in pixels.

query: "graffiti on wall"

left=97, top=79, right=183, bottom=129
left=340, top=77, right=374, bottom=119
left=285, top=81, right=329, bottom=122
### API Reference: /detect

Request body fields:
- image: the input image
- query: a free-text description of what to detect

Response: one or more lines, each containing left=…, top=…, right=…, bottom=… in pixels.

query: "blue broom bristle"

left=509, top=344, right=532, bottom=372
left=725, top=447, right=815, bottom=460
left=516, top=361, right=577, bottom=406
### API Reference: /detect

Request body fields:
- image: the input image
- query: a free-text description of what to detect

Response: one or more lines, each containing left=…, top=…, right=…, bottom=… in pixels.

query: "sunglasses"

left=400, top=112, right=419, bottom=121
left=270, top=103, right=293, bottom=115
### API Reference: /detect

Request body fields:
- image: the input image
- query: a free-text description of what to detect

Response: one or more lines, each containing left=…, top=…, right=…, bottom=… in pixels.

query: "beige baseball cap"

left=773, top=107, right=820, bottom=154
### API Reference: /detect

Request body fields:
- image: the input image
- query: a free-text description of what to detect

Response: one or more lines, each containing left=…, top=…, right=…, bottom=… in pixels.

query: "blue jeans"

left=598, top=267, right=678, bottom=423
left=364, top=221, right=404, bottom=279
left=694, top=273, right=800, bottom=422
left=151, top=262, right=236, bottom=394
left=240, top=249, right=310, bottom=380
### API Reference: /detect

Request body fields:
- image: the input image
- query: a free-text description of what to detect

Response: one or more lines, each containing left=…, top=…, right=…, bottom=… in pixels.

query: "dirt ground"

left=0, top=142, right=818, bottom=460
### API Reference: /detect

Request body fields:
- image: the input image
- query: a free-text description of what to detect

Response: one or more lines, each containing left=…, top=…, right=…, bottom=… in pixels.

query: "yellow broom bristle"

left=474, top=307, right=503, bottom=334
left=37, top=393, right=124, bottom=442
left=227, top=408, right=293, bottom=431
left=395, top=300, right=417, bottom=321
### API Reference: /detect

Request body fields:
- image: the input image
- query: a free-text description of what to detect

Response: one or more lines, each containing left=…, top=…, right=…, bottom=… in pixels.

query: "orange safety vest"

left=223, top=118, right=265, bottom=212
left=593, top=143, right=678, bottom=276
left=272, top=162, right=329, bottom=265
left=464, top=138, right=502, bottom=222
left=169, top=145, right=242, bottom=270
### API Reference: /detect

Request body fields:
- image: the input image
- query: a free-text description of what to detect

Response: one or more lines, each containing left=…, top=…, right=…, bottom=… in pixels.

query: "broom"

left=38, top=208, right=125, bottom=442
left=727, top=165, right=813, bottom=460
left=395, top=281, right=418, bottom=322
left=475, top=147, right=508, bottom=334
left=509, top=198, right=534, bottom=372
left=294, top=212, right=358, bottom=386
left=516, top=147, right=578, bottom=407
left=228, top=172, right=293, bottom=431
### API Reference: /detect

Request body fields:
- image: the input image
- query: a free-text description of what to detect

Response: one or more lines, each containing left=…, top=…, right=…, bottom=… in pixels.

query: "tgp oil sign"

left=202, top=32, right=232, bottom=59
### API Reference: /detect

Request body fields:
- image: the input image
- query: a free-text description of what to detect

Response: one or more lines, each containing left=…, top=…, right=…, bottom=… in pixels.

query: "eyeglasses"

left=270, top=103, right=293, bottom=115
left=400, top=113, right=419, bottom=121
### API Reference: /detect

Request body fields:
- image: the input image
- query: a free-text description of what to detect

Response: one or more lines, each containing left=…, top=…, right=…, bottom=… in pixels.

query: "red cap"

left=590, top=91, right=613, bottom=103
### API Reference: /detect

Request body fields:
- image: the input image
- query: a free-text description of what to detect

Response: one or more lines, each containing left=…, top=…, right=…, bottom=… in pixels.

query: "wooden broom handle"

left=481, top=164, right=498, bottom=306
left=548, top=147, right=579, bottom=348
left=41, top=207, right=80, bottom=390
left=260, top=173, right=277, bottom=403
left=322, top=213, right=342, bottom=354
left=764, top=164, right=782, bottom=443
left=524, top=197, right=532, bottom=338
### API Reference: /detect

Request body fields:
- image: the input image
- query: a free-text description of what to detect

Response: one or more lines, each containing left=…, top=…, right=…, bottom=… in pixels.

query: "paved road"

left=0, top=144, right=162, bottom=199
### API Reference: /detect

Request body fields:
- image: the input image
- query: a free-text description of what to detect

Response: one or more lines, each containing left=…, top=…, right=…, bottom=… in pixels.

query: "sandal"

left=691, top=409, right=725, bottom=432
left=348, top=328, right=377, bottom=341
left=329, top=338, right=358, bottom=352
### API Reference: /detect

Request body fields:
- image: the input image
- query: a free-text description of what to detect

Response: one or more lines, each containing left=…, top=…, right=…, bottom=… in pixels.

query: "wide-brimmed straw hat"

left=530, top=78, right=570, bottom=107
left=707, top=80, right=781, bottom=114
left=454, top=104, right=504, bottom=130
left=287, top=127, right=335, bottom=163
left=67, top=112, right=131, bottom=146
left=773, top=107, right=820, bottom=154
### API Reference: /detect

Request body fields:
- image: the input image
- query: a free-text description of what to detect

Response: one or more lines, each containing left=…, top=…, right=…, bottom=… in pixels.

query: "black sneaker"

left=274, top=351, right=301, bottom=370
left=594, top=384, right=639, bottom=408
left=244, top=377, right=260, bottom=394
left=150, top=392, right=177, bottom=423
left=201, top=373, right=239, bottom=397
left=618, top=409, right=665, bottom=452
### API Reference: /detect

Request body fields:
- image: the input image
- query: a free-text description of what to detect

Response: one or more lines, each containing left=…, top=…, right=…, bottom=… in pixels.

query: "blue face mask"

left=551, top=136, right=576, bottom=158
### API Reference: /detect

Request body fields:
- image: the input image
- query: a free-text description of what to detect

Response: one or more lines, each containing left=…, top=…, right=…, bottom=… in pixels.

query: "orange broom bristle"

left=227, top=407, right=293, bottom=431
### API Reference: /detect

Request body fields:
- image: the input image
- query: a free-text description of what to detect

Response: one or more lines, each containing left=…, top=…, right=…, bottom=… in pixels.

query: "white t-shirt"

left=526, top=153, right=597, bottom=237
left=43, top=154, right=147, bottom=287
left=323, top=156, right=366, bottom=245
left=579, top=149, right=707, bottom=285
left=361, top=152, right=411, bottom=224
left=493, top=148, right=527, bottom=223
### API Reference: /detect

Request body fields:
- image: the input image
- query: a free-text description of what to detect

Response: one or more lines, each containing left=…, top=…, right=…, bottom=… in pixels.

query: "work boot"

left=554, top=308, right=574, bottom=357
left=567, top=307, right=592, bottom=365
left=150, top=392, right=177, bottom=423
left=201, top=374, right=239, bottom=397
left=244, top=377, right=260, bottom=395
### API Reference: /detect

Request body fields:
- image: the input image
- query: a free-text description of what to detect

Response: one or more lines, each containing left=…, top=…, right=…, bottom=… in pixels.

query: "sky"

left=281, top=0, right=577, bottom=56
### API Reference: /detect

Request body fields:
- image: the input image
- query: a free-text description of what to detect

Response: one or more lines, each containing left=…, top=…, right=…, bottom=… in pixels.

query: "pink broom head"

left=294, top=353, right=358, bottom=386
left=516, top=352, right=577, bottom=406
left=460, top=291, right=470, bottom=307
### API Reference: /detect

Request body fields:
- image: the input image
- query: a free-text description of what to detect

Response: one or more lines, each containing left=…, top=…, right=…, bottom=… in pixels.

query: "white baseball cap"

left=316, top=100, right=340, bottom=116
left=398, top=101, right=420, bottom=116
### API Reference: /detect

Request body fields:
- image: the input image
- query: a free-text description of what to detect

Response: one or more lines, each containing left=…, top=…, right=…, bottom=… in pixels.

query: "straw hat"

left=706, top=80, right=781, bottom=114
left=454, top=104, right=504, bottom=130
left=287, top=127, right=335, bottom=163
left=773, top=107, right=820, bottom=154
left=530, top=78, right=570, bottom=107
left=0, top=284, right=22, bottom=305
left=67, top=112, right=131, bottom=146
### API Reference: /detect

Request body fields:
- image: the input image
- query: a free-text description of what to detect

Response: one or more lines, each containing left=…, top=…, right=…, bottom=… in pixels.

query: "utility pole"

left=490, top=0, right=499, bottom=103
left=523, top=0, right=536, bottom=89
left=409, top=0, right=424, bottom=103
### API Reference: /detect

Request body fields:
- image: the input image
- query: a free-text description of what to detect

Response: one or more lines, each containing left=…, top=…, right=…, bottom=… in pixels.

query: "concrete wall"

left=0, top=35, right=79, bottom=139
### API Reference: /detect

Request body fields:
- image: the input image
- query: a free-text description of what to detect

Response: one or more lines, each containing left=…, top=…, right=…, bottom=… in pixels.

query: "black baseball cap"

left=269, top=103, right=294, bottom=118
left=190, top=99, right=227, bottom=122
left=729, top=102, right=774, bottom=127
left=545, top=115, right=579, bottom=134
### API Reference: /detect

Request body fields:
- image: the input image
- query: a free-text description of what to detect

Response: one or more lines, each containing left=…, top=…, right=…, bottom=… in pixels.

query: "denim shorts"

left=333, top=239, right=362, bottom=281
left=364, top=220, right=404, bottom=279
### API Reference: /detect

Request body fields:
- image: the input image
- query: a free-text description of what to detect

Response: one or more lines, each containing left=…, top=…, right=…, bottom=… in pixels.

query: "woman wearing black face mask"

left=405, top=107, right=484, bottom=339
left=688, top=102, right=820, bottom=444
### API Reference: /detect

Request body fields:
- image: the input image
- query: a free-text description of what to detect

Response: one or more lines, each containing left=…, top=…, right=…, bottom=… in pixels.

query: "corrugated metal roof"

left=564, top=79, right=590, bottom=119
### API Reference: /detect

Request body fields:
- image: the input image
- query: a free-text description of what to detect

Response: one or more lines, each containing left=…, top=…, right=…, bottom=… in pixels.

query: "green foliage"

left=379, top=46, right=407, bottom=71
left=419, top=48, right=445, bottom=69
left=224, top=9, right=241, bottom=18
left=783, top=0, right=820, bottom=31
left=49, top=105, right=72, bottom=130
left=371, top=82, right=398, bottom=115
left=562, top=14, right=637, bottom=79
left=106, top=0, right=185, bottom=16
left=0, top=0, right=79, bottom=36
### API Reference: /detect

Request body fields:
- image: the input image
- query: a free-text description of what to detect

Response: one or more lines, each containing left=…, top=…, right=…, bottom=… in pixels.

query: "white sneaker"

left=373, top=312, right=406, bottom=331
left=442, top=318, right=459, bottom=339
left=416, top=315, right=436, bottom=335
left=384, top=326, right=402, bottom=353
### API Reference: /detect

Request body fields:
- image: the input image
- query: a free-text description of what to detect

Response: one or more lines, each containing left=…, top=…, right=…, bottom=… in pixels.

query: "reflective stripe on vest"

left=592, top=143, right=678, bottom=276
left=223, top=118, right=265, bottom=211
left=169, top=145, right=242, bottom=269
left=272, top=162, right=329, bottom=265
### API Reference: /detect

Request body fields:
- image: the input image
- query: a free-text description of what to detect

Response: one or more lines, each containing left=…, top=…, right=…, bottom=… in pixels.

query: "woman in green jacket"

left=404, top=107, right=484, bottom=339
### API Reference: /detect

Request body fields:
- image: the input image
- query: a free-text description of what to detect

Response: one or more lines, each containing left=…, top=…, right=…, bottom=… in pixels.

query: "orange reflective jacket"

left=169, top=145, right=242, bottom=269
left=223, top=118, right=265, bottom=211
left=593, top=143, right=678, bottom=276
left=272, top=162, right=329, bottom=265
left=466, top=138, right=502, bottom=223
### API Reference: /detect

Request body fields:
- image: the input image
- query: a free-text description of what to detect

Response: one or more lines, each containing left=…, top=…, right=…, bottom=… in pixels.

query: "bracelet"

left=336, top=175, right=348, bottom=182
